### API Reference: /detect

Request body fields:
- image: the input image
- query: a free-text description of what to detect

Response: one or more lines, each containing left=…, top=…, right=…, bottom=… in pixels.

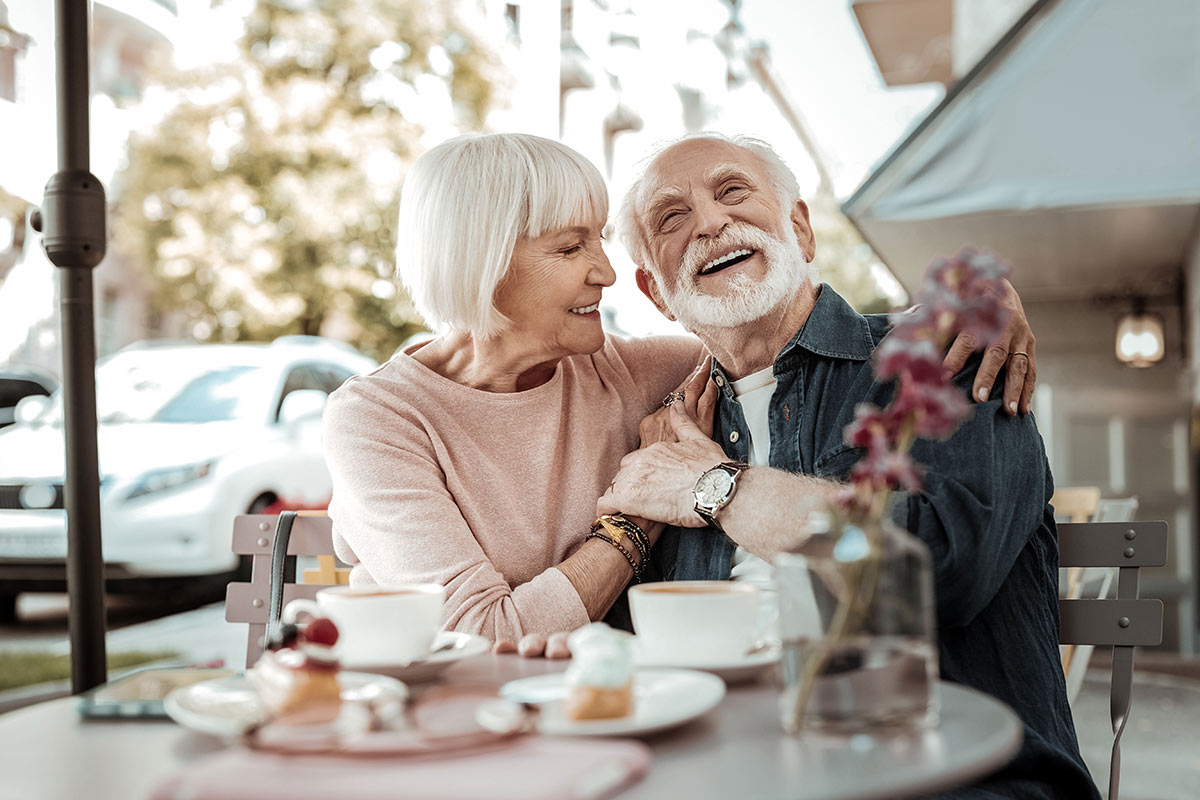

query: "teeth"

left=569, top=303, right=599, bottom=314
left=700, top=249, right=753, bottom=275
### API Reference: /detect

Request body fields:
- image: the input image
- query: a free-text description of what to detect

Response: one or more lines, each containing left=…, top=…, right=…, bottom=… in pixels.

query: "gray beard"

left=658, top=223, right=814, bottom=331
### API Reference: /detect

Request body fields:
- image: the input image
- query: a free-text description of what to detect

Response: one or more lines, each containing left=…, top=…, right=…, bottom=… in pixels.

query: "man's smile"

left=698, top=248, right=756, bottom=277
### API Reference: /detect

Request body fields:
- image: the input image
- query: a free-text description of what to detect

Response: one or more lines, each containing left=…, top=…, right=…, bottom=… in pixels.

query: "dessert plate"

left=343, top=632, right=490, bottom=683
left=163, top=671, right=408, bottom=739
left=499, top=668, right=725, bottom=737
left=632, top=639, right=781, bottom=684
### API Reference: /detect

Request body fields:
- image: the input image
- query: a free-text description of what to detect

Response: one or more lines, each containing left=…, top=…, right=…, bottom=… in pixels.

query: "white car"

left=0, top=336, right=376, bottom=619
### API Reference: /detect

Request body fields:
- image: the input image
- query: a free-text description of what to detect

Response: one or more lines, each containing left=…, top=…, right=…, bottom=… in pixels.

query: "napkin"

left=148, top=737, right=651, bottom=800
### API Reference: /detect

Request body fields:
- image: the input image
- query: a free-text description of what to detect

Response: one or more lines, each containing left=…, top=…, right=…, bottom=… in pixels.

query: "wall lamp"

left=1115, top=297, right=1165, bottom=367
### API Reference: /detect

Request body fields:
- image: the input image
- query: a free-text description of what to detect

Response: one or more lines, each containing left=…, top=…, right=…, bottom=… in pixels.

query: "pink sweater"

left=322, top=334, right=703, bottom=641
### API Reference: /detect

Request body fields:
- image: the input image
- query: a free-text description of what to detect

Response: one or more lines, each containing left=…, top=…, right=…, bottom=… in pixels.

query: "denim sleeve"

left=889, top=399, right=1049, bottom=628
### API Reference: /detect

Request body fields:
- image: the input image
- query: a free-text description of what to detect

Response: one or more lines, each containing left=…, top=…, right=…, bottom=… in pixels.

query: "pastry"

left=563, top=623, right=635, bottom=721
left=250, top=617, right=342, bottom=725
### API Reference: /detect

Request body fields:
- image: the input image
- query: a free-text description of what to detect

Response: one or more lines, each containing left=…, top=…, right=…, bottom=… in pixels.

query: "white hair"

left=395, top=133, right=609, bottom=337
left=615, top=132, right=801, bottom=275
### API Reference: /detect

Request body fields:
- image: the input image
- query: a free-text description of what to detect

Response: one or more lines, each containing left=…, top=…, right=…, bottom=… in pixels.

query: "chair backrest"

left=1057, top=520, right=1167, bottom=800
left=225, top=512, right=348, bottom=667
left=1061, top=496, right=1140, bottom=703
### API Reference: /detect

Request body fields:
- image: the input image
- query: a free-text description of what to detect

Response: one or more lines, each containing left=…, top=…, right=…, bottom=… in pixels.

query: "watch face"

left=696, top=469, right=734, bottom=506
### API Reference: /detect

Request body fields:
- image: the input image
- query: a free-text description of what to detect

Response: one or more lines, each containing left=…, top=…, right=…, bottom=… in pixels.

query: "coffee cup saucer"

left=343, top=632, right=490, bottom=683
left=631, top=638, right=780, bottom=683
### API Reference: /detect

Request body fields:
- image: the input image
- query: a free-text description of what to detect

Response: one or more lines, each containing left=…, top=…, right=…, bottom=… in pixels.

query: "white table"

left=0, top=655, right=1021, bottom=800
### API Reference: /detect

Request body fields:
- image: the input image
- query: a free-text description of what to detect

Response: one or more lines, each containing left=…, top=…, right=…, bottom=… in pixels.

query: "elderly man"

left=597, top=133, right=1097, bottom=800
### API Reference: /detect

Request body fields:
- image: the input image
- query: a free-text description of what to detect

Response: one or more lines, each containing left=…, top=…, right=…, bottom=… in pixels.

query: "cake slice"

left=563, top=623, right=635, bottom=721
left=250, top=617, right=342, bottom=725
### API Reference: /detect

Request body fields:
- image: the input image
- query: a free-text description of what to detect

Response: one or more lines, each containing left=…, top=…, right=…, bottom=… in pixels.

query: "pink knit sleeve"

left=322, top=385, right=590, bottom=642
left=605, top=334, right=706, bottom=414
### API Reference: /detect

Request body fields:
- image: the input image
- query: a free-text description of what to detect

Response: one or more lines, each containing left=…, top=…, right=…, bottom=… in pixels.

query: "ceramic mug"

left=283, top=583, right=445, bottom=666
left=628, top=580, right=760, bottom=662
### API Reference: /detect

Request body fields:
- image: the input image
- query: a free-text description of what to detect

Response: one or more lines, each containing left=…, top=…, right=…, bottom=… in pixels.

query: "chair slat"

left=224, top=581, right=335, bottom=624
left=1057, top=521, right=1167, bottom=568
left=231, top=514, right=337, bottom=556
left=1059, top=598, right=1164, bottom=647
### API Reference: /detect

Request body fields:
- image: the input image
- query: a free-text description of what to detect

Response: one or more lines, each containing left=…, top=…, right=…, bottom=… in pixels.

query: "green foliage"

left=113, top=0, right=500, bottom=360
left=0, top=650, right=180, bottom=691
left=807, top=193, right=906, bottom=314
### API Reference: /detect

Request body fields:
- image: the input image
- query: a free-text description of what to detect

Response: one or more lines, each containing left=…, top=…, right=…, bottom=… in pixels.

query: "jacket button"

left=715, top=375, right=725, bottom=387
left=729, top=431, right=740, bottom=443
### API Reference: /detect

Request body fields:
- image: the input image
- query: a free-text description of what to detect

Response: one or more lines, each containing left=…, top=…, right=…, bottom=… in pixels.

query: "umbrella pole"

left=35, top=0, right=108, bottom=692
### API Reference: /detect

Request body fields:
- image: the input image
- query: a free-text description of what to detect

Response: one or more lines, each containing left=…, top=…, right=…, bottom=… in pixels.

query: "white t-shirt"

left=727, top=366, right=822, bottom=642
left=728, top=366, right=777, bottom=588
left=727, top=367, right=778, bottom=639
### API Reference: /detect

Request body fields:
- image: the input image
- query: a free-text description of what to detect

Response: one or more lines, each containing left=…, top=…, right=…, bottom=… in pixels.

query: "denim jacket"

left=655, top=286, right=1098, bottom=800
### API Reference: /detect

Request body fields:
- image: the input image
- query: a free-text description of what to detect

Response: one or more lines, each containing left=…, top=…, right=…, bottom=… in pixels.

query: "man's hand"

left=492, top=632, right=571, bottom=658
left=639, top=356, right=717, bottom=446
left=599, top=403, right=728, bottom=526
left=941, top=277, right=1036, bottom=416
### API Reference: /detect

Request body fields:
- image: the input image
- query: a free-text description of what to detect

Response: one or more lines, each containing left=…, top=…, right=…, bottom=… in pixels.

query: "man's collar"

left=783, top=284, right=874, bottom=362
left=709, top=285, right=873, bottom=391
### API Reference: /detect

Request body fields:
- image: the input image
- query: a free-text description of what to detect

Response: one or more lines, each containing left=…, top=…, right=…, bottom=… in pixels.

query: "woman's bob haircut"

left=395, top=132, right=609, bottom=338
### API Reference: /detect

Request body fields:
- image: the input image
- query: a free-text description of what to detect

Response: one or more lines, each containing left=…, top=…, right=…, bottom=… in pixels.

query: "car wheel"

left=0, top=592, right=17, bottom=623
left=247, top=493, right=277, bottom=514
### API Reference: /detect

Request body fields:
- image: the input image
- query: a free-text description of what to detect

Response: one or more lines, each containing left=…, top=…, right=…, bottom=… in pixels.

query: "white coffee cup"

left=628, top=580, right=760, bottom=663
left=283, top=583, right=445, bottom=666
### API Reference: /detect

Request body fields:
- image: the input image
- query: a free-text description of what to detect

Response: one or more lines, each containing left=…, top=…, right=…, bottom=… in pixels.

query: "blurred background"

left=0, top=0, right=1197, bottom=661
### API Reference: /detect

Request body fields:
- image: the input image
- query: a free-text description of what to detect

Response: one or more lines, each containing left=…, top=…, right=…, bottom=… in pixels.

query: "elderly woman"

left=322, top=132, right=1035, bottom=647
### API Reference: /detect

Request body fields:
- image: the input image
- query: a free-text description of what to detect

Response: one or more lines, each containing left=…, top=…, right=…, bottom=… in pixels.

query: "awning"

left=842, top=0, right=1200, bottom=300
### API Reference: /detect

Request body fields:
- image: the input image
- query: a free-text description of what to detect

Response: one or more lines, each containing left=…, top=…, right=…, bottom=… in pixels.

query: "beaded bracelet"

left=585, top=530, right=643, bottom=581
left=593, top=515, right=649, bottom=562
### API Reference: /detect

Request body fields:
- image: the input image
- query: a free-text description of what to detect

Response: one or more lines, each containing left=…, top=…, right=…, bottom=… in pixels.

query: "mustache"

left=678, top=223, right=782, bottom=279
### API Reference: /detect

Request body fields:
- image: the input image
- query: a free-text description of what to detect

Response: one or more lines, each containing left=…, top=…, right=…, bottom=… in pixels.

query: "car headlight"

left=125, top=462, right=215, bottom=501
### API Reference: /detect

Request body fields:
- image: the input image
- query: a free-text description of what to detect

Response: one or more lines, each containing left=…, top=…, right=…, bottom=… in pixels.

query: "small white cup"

left=283, top=583, right=445, bottom=666
left=628, top=580, right=760, bottom=663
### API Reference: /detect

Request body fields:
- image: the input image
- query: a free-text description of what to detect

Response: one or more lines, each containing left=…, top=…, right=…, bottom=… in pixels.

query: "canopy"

left=842, top=0, right=1200, bottom=300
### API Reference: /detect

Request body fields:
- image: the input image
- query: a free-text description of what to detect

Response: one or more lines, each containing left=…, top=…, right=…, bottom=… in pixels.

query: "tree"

left=806, top=192, right=907, bottom=315
left=113, top=0, right=501, bottom=361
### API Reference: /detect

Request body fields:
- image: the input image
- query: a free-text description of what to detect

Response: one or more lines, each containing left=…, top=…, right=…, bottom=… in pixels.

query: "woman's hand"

left=639, top=357, right=718, bottom=447
left=941, top=277, right=1036, bottom=415
left=492, top=631, right=572, bottom=658
left=600, top=404, right=728, bottom=527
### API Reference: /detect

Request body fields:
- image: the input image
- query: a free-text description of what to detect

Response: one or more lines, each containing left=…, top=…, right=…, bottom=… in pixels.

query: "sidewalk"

left=0, top=602, right=244, bottom=713
left=2, top=602, right=1197, bottom=798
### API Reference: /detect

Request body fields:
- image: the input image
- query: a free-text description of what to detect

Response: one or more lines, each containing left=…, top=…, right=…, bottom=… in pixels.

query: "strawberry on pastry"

left=250, top=617, right=342, bottom=725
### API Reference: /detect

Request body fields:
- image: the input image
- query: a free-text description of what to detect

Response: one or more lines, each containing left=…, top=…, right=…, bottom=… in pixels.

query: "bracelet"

left=592, top=515, right=649, bottom=562
left=617, top=516, right=654, bottom=572
left=586, top=530, right=643, bottom=581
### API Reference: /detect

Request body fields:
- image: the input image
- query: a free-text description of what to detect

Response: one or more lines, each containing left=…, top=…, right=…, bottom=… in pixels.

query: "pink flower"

left=851, top=448, right=923, bottom=493
left=844, top=403, right=895, bottom=452
left=892, top=377, right=972, bottom=439
left=875, top=337, right=943, bottom=384
left=837, top=246, right=1010, bottom=527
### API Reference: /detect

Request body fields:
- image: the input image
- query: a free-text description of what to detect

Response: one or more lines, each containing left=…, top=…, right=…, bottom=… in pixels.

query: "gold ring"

left=661, top=391, right=686, bottom=408
left=1010, top=352, right=1029, bottom=358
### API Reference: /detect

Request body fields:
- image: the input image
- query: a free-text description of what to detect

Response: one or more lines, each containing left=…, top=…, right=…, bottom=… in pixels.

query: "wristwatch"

left=693, top=461, right=750, bottom=531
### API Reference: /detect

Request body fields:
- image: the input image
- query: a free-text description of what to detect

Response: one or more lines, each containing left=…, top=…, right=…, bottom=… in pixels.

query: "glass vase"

left=774, top=516, right=939, bottom=734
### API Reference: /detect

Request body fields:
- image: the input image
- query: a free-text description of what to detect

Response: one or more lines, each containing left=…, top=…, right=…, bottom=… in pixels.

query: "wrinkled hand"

left=941, top=277, right=1036, bottom=415
left=639, top=357, right=718, bottom=446
left=598, top=404, right=728, bottom=527
left=492, top=631, right=571, bottom=659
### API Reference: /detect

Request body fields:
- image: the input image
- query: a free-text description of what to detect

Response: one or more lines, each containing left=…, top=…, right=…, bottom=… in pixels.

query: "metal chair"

left=1057, top=520, right=1167, bottom=800
left=1060, top=496, right=1140, bottom=703
left=225, top=512, right=347, bottom=668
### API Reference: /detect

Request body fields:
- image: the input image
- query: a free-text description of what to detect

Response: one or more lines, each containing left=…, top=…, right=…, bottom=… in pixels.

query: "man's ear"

left=790, top=199, right=816, bottom=264
left=635, top=268, right=676, bottom=322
